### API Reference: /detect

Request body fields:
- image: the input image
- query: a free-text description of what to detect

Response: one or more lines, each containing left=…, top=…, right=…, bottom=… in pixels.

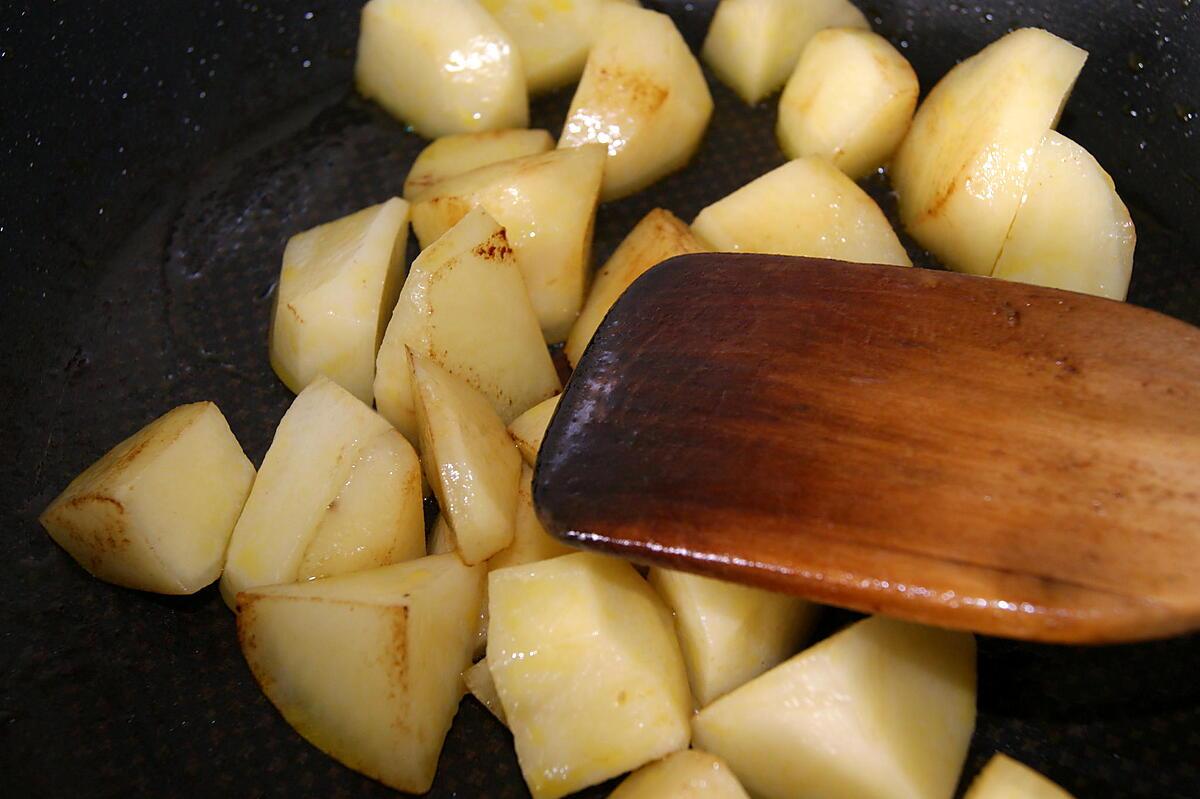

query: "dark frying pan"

left=2, top=1, right=1197, bottom=796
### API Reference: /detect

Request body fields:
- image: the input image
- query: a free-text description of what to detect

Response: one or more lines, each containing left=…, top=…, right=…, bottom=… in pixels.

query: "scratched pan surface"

left=1, top=1, right=1198, bottom=796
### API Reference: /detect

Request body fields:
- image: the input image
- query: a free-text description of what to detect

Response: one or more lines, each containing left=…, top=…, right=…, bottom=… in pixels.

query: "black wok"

left=2, top=1, right=1198, bottom=796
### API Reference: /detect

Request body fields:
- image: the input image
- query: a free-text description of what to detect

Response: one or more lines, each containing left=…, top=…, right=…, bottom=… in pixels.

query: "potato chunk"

left=693, top=616, right=976, bottom=799
left=410, top=146, right=606, bottom=342
left=892, top=28, right=1087, bottom=275
left=355, top=0, right=528, bottom=137
left=480, top=0, right=627, bottom=94
left=701, top=0, right=868, bottom=105
left=488, top=552, right=693, bottom=799
left=559, top=4, right=713, bottom=201
left=40, top=402, right=254, bottom=594
left=375, top=208, right=560, bottom=442
left=565, top=209, right=708, bottom=367
left=464, top=657, right=507, bottom=724
left=220, top=378, right=406, bottom=605
left=964, top=754, right=1077, bottom=799
left=648, top=569, right=816, bottom=706
left=428, top=514, right=456, bottom=556
left=403, top=129, right=554, bottom=199
left=488, top=465, right=574, bottom=571
left=507, top=394, right=560, bottom=465
left=269, top=199, right=409, bottom=405
left=237, top=554, right=484, bottom=794
left=992, top=131, right=1135, bottom=300
left=412, top=355, right=523, bottom=565
left=778, top=29, right=918, bottom=179
left=691, top=157, right=911, bottom=266
left=610, top=750, right=751, bottom=799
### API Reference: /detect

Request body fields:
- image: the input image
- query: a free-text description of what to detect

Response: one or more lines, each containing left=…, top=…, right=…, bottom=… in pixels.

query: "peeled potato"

left=39, top=402, right=254, bottom=594
left=702, top=0, right=869, bottom=105
left=507, top=394, right=560, bottom=465
left=964, top=754, right=1077, bottom=799
left=403, top=129, right=554, bottom=199
left=237, top=554, right=484, bottom=794
left=411, top=354, right=523, bottom=565
left=610, top=750, right=751, bottom=799
left=269, top=198, right=409, bottom=404
left=355, top=0, right=528, bottom=137
left=374, top=207, right=560, bottom=442
left=778, top=28, right=919, bottom=179
left=892, top=28, right=1088, bottom=275
left=410, top=146, right=606, bottom=342
left=559, top=3, right=713, bottom=201
left=992, top=131, right=1135, bottom=300
left=691, top=157, right=911, bottom=266
left=693, top=616, right=976, bottom=799
left=488, top=552, right=694, bottom=799
left=488, top=465, right=574, bottom=571
left=565, top=209, right=708, bottom=367
left=464, top=657, right=507, bottom=724
left=428, top=514, right=456, bottom=556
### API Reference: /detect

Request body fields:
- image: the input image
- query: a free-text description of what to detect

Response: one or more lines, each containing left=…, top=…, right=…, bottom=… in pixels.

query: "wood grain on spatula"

left=534, top=254, right=1200, bottom=644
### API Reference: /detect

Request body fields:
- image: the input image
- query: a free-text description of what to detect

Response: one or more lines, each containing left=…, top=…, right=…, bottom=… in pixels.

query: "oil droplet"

left=1175, top=103, right=1197, bottom=124
left=1127, top=52, right=1145, bottom=73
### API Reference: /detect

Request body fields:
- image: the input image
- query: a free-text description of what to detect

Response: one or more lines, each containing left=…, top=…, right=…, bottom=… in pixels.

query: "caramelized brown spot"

left=473, top=229, right=514, bottom=261
left=595, top=66, right=669, bottom=115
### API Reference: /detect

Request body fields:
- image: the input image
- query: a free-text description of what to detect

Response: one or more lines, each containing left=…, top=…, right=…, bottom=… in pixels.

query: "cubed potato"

left=410, top=146, right=606, bottom=342
left=463, top=657, right=507, bottom=724
left=559, top=4, right=713, bottom=201
left=610, top=750, right=751, bottom=799
left=648, top=568, right=816, bottom=707
left=39, top=402, right=254, bottom=594
left=403, top=129, right=554, bottom=199
left=488, top=552, right=693, bottom=799
left=565, top=209, right=708, bottom=367
left=237, top=554, right=485, bottom=794
left=479, top=0, right=630, bottom=94
left=964, top=754, right=1076, bottom=799
left=488, top=465, right=574, bottom=571
left=507, top=394, right=560, bottom=465
left=375, top=208, right=560, bottom=442
left=777, top=29, right=919, bottom=179
left=691, top=157, right=911, bottom=266
left=693, top=616, right=977, bottom=799
left=220, top=378, right=397, bottom=606
left=892, top=28, right=1088, bottom=275
left=992, top=131, right=1134, bottom=300
left=355, top=0, right=528, bottom=138
left=295, top=428, right=425, bottom=581
left=411, top=354, right=523, bottom=565
left=701, top=0, right=868, bottom=105
left=428, top=514, right=456, bottom=555
left=269, top=198, right=409, bottom=405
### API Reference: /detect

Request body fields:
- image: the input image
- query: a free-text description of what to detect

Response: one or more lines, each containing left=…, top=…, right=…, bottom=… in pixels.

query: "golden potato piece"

left=610, top=750, right=751, bottom=799
left=403, top=129, right=553, bottom=200
left=964, top=754, right=1077, bottom=799
left=506, top=394, right=560, bottom=466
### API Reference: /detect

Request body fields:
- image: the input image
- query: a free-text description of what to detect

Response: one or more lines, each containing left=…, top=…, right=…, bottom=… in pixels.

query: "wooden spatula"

left=533, top=254, right=1200, bottom=644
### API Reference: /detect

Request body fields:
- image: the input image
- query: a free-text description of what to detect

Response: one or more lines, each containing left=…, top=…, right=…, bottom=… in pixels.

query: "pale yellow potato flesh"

left=295, top=428, right=425, bottom=581
left=269, top=198, right=409, bottom=405
left=565, top=209, right=708, bottom=367
left=374, top=207, right=560, bottom=442
left=778, top=28, right=919, bottom=179
left=354, top=0, right=528, bottom=137
left=220, top=377, right=393, bottom=606
left=464, top=657, right=507, bottom=724
left=479, top=0, right=635, bottom=94
left=428, top=514, right=456, bottom=555
left=488, top=552, right=693, bottom=799
left=559, top=3, right=713, bottom=201
left=648, top=568, right=817, bottom=707
left=237, top=554, right=485, bottom=794
left=701, top=0, right=869, bottom=105
left=693, top=615, right=977, bottom=799
left=609, top=750, right=751, bottom=799
left=488, top=465, right=574, bottom=571
left=506, top=394, right=560, bottom=465
left=691, top=157, right=912, bottom=266
left=403, top=129, right=554, bottom=200
left=410, top=146, right=606, bottom=342
left=891, top=28, right=1088, bottom=276
left=964, top=754, right=1077, bottom=799
left=39, top=402, right=254, bottom=594
left=992, top=131, right=1134, bottom=300
left=411, top=354, right=523, bottom=565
